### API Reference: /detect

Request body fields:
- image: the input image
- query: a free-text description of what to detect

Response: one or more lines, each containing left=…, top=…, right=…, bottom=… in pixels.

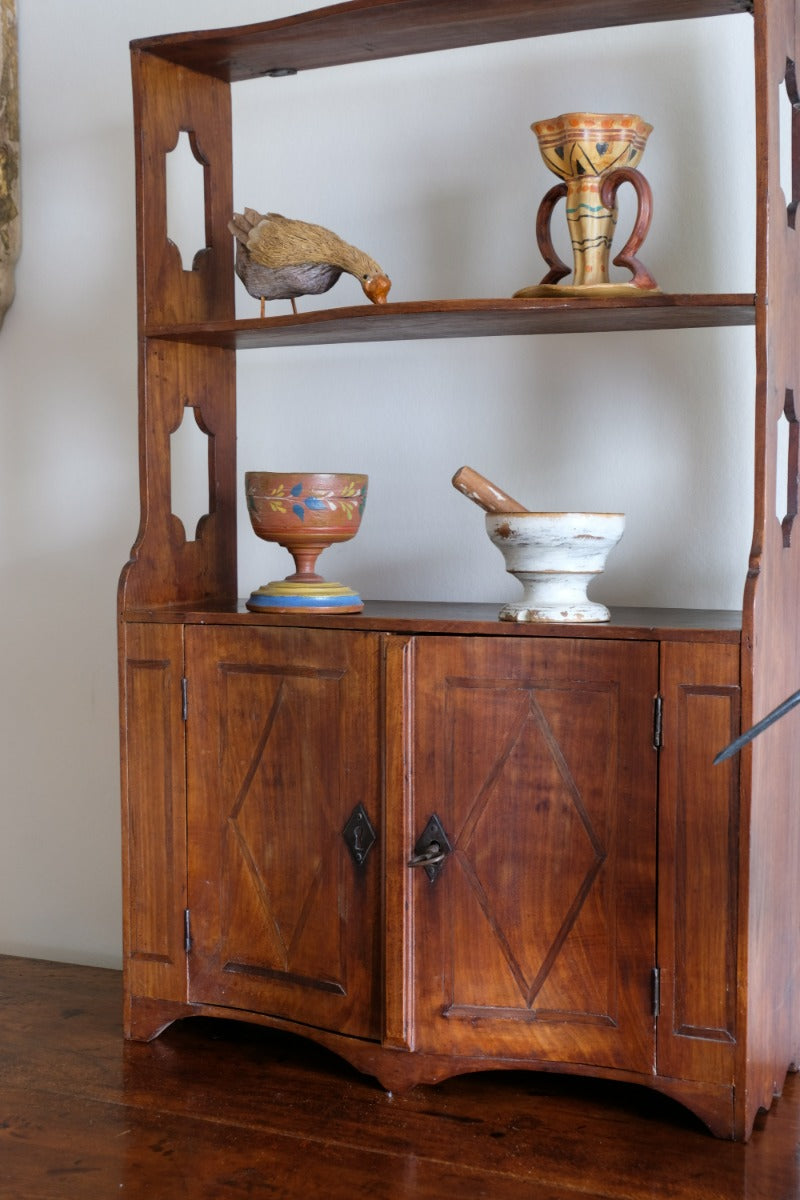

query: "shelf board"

left=122, top=599, right=742, bottom=643
left=132, top=0, right=754, bottom=82
left=146, top=295, right=755, bottom=349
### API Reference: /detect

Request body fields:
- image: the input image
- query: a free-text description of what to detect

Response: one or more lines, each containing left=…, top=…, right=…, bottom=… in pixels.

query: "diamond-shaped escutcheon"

left=342, top=803, right=377, bottom=867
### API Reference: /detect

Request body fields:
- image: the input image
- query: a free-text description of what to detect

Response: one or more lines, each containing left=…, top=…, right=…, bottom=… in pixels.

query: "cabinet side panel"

left=119, top=622, right=187, bottom=1027
left=741, top=0, right=800, bottom=1137
left=657, top=641, right=739, bottom=1086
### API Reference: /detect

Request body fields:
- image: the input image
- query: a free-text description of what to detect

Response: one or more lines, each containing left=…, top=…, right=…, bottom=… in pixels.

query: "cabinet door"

left=185, top=626, right=381, bottom=1040
left=410, top=636, right=658, bottom=1073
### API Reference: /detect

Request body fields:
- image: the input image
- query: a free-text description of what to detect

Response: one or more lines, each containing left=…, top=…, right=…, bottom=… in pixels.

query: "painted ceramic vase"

left=245, top=472, right=367, bottom=613
left=514, top=112, right=659, bottom=298
left=485, top=511, right=625, bottom=623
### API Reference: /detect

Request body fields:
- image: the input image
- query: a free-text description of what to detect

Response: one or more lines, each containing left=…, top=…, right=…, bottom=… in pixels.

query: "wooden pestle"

left=451, top=466, right=527, bottom=514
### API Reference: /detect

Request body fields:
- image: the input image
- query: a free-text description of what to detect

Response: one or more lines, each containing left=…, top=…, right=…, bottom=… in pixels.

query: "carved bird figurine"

left=228, top=209, right=391, bottom=316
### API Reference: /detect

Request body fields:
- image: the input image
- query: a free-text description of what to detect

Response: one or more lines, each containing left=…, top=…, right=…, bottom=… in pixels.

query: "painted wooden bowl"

left=486, top=511, right=625, bottom=622
left=245, top=472, right=367, bottom=612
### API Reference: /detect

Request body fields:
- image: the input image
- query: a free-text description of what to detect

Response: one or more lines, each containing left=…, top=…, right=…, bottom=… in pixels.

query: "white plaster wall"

left=0, top=2, right=755, bottom=967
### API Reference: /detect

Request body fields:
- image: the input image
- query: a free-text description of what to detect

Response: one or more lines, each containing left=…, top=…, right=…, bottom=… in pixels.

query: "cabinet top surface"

left=131, top=0, right=754, bottom=82
left=122, top=600, right=742, bottom=643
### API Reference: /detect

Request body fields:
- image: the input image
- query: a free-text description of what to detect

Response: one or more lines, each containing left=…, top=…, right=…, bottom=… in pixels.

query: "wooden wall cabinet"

left=119, top=0, right=800, bottom=1141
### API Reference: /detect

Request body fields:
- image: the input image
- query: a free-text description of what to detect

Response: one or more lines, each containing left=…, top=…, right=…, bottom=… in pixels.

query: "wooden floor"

left=2, top=957, right=800, bottom=1198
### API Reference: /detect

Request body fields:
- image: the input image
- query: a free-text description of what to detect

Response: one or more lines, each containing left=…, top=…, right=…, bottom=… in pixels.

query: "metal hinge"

left=653, top=694, right=663, bottom=749
left=184, top=908, right=192, bottom=953
left=181, top=677, right=188, bottom=722
left=652, top=966, right=661, bottom=1017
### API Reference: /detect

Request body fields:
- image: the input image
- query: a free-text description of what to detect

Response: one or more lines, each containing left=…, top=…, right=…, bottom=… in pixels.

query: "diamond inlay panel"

left=229, top=676, right=336, bottom=964
left=221, top=664, right=344, bottom=984
left=446, top=681, right=610, bottom=1014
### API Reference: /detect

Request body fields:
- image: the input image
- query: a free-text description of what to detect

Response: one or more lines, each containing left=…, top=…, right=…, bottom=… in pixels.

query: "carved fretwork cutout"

left=170, top=405, right=210, bottom=541
left=776, top=389, right=799, bottom=547
left=779, top=60, right=800, bottom=228
left=165, top=130, right=209, bottom=270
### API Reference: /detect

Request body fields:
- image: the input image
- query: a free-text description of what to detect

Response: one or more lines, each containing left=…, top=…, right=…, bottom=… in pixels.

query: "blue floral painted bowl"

left=245, top=472, right=368, bottom=582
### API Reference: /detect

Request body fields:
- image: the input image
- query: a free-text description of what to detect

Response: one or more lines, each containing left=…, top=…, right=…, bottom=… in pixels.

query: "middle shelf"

left=147, top=294, right=756, bottom=349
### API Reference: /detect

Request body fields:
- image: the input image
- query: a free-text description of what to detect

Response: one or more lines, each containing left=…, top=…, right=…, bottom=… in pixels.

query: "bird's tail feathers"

left=229, top=208, right=277, bottom=243
left=228, top=212, right=252, bottom=244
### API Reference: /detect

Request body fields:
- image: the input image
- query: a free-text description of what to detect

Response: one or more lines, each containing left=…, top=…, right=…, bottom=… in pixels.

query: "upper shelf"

left=146, top=295, right=755, bottom=349
left=132, top=0, right=754, bottom=82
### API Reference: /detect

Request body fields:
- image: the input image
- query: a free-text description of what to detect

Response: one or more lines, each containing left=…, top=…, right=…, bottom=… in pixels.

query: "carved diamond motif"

left=228, top=678, right=336, bottom=962
left=449, top=685, right=608, bottom=1010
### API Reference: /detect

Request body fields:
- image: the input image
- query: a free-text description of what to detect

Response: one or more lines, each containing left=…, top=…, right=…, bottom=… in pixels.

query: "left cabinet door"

left=185, top=625, right=381, bottom=1040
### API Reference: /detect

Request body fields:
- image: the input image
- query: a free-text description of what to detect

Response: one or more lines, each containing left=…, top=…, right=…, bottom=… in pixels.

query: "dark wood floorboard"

left=1, top=957, right=799, bottom=1198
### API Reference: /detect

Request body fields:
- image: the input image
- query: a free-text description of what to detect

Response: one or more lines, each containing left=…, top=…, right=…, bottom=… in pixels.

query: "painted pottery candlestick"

left=515, top=112, right=659, bottom=298
left=245, top=472, right=367, bottom=613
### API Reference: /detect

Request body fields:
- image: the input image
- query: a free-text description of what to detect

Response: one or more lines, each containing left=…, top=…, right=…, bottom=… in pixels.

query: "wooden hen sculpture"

left=229, top=209, right=391, bottom=315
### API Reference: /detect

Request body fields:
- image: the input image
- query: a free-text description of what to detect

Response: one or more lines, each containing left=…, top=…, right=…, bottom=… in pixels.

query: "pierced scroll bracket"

left=170, top=404, right=211, bottom=543
left=166, top=129, right=209, bottom=271
left=779, top=59, right=800, bottom=229
left=776, top=388, right=799, bottom=548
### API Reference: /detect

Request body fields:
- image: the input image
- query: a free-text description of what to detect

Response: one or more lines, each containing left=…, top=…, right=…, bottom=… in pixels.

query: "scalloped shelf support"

left=780, top=59, right=800, bottom=227
left=165, top=129, right=208, bottom=271
left=776, top=388, right=799, bottom=546
left=170, top=404, right=210, bottom=541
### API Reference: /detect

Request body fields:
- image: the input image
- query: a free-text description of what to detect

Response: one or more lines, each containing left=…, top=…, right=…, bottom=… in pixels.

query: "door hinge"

left=181, top=677, right=188, bottom=721
left=652, top=694, right=663, bottom=749
left=184, top=908, right=192, bottom=953
left=652, top=966, right=661, bottom=1017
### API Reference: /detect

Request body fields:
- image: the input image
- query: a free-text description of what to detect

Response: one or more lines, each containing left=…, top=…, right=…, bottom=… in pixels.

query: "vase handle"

left=534, top=181, right=571, bottom=286
left=600, top=167, right=658, bottom=291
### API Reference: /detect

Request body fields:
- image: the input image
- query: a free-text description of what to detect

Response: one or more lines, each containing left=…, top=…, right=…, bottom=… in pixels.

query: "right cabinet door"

left=410, top=635, right=658, bottom=1073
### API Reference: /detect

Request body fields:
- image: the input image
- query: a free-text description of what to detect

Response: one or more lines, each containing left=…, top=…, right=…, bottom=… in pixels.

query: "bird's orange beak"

left=363, top=274, right=391, bottom=305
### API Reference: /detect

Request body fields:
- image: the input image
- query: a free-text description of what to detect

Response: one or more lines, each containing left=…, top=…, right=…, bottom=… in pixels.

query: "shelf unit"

left=118, top=0, right=800, bottom=1141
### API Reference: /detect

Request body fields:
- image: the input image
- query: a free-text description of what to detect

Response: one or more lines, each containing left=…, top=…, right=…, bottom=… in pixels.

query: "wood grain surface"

left=2, top=955, right=799, bottom=1200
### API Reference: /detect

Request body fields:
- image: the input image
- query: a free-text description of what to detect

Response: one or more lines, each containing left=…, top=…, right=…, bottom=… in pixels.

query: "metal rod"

left=713, top=687, right=800, bottom=764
